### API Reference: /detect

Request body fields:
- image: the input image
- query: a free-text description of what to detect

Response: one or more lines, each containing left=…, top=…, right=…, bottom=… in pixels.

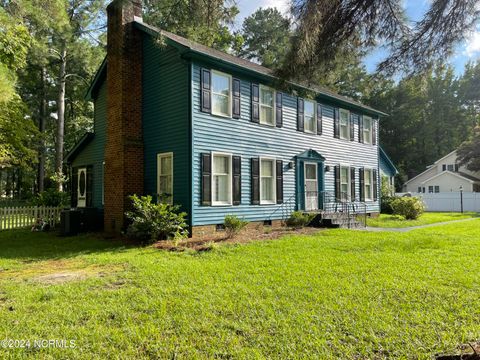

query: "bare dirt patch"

left=154, top=226, right=322, bottom=252
left=34, top=271, right=89, bottom=284
left=436, top=342, right=480, bottom=360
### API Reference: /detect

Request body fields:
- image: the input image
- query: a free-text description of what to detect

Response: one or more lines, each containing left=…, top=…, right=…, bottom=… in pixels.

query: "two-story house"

left=65, top=0, right=387, bottom=235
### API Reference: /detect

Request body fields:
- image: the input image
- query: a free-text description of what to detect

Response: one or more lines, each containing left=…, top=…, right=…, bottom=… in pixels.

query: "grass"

left=1, top=221, right=480, bottom=359
left=366, top=211, right=479, bottom=228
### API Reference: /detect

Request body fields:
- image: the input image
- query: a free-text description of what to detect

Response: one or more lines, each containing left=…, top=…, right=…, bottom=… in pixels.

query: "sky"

left=234, top=0, right=480, bottom=76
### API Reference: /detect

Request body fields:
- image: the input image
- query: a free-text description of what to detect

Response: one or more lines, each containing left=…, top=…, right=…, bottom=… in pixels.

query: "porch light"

left=288, top=161, right=294, bottom=169
left=325, top=165, right=331, bottom=172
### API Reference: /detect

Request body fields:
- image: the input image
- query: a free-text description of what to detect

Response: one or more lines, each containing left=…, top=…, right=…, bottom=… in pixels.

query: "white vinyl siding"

left=211, top=70, right=232, bottom=117
left=340, top=109, right=350, bottom=140
left=157, top=153, right=173, bottom=204
left=363, top=116, right=372, bottom=144
left=260, top=158, right=276, bottom=204
left=304, top=100, right=316, bottom=133
left=260, top=85, right=275, bottom=126
left=212, top=153, right=232, bottom=206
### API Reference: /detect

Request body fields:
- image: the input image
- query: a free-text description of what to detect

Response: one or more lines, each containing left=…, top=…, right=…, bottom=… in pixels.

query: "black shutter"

left=334, top=165, right=341, bottom=200
left=350, top=113, right=355, bottom=141
left=276, top=92, right=283, bottom=127
left=442, top=164, right=447, bottom=171
left=297, top=98, right=304, bottom=132
left=71, top=167, right=78, bottom=207
left=372, top=118, right=377, bottom=145
left=232, top=78, right=241, bottom=119
left=276, top=160, right=283, bottom=204
left=350, top=167, right=356, bottom=201
left=317, top=104, right=323, bottom=135
left=86, top=166, right=93, bottom=207
left=359, top=168, right=365, bottom=202
left=251, top=158, right=260, bottom=205
left=201, top=68, right=211, bottom=113
left=454, top=164, right=459, bottom=172
left=373, top=169, right=378, bottom=201
left=358, top=115, right=364, bottom=143
left=232, top=156, right=241, bottom=205
left=251, top=83, right=260, bottom=123
left=201, top=153, right=211, bottom=206
left=334, top=108, right=340, bottom=138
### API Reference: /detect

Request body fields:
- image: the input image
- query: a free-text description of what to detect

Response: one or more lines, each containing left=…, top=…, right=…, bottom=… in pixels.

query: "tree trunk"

left=37, top=66, right=47, bottom=193
left=55, top=43, right=67, bottom=191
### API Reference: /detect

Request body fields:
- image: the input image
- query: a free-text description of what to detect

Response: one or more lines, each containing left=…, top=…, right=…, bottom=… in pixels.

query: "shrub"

left=391, top=196, right=426, bottom=220
left=285, top=211, right=314, bottom=228
left=224, top=215, right=248, bottom=238
left=381, top=195, right=397, bottom=214
left=125, top=195, right=189, bottom=243
left=31, top=188, right=69, bottom=207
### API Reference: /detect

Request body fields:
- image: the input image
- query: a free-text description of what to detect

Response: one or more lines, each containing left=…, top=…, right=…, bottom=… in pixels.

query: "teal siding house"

left=66, top=0, right=388, bottom=235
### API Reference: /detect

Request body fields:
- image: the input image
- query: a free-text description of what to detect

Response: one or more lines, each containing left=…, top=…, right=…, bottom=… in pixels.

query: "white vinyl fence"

left=0, top=206, right=63, bottom=230
left=413, top=192, right=480, bottom=212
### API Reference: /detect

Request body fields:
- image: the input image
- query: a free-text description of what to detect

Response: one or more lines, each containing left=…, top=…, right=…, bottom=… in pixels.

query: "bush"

left=125, top=195, right=189, bottom=243
left=381, top=195, right=397, bottom=214
left=391, top=197, right=426, bottom=220
left=31, top=188, right=69, bottom=207
left=285, top=211, right=314, bottom=228
left=224, top=215, right=248, bottom=238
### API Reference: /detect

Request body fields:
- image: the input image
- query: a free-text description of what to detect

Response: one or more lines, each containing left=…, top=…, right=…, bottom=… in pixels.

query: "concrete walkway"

left=364, top=217, right=479, bottom=232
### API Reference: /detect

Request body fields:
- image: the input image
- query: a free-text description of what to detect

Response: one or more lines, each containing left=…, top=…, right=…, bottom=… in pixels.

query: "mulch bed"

left=154, top=226, right=322, bottom=252
left=436, top=343, right=480, bottom=360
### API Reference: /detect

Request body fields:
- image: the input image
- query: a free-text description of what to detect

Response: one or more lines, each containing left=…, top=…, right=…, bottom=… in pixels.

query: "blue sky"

left=234, top=0, right=480, bottom=76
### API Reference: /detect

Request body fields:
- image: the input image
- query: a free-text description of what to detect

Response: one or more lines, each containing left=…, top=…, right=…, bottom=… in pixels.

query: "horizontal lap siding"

left=192, top=64, right=379, bottom=225
left=142, top=36, right=190, bottom=216
left=72, top=82, right=106, bottom=208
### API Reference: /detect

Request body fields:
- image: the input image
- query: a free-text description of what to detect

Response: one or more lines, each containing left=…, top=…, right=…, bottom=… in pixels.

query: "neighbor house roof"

left=86, top=19, right=388, bottom=117
left=420, top=170, right=480, bottom=185
left=403, top=149, right=459, bottom=185
left=379, top=146, right=398, bottom=176
left=64, top=132, right=94, bottom=164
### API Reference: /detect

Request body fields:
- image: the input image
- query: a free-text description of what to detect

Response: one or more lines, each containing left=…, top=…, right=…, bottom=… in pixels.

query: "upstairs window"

left=157, top=153, right=173, bottom=204
left=304, top=100, right=316, bottom=133
left=340, top=109, right=350, bottom=140
left=211, top=71, right=232, bottom=117
left=260, top=85, right=275, bottom=126
left=428, top=186, right=434, bottom=193
left=260, top=158, right=276, bottom=204
left=212, top=153, right=232, bottom=205
left=363, top=116, right=373, bottom=144
left=435, top=186, right=440, bottom=193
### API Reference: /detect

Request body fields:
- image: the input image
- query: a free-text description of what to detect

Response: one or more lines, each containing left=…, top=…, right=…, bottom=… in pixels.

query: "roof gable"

left=379, top=146, right=398, bottom=176
left=65, top=132, right=94, bottom=164
left=420, top=170, right=480, bottom=184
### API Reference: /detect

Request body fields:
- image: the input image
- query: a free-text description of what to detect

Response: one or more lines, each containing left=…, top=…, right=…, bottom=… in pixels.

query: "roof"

left=85, top=19, right=388, bottom=117
left=420, top=170, right=480, bottom=185
left=64, top=132, right=94, bottom=164
left=379, top=146, right=398, bottom=176
left=404, top=149, right=459, bottom=185
left=433, top=149, right=457, bottom=165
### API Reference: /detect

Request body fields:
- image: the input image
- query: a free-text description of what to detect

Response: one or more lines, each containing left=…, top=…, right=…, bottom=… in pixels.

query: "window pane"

left=214, top=175, right=229, bottom=202
left=212, top=73, right=230, bottom=96
left=261, top=160, right=273, bottom=177
left=159, top=175, right=172, bottom=194
left=340, top=110, right=349, bottom=124
left=364, top=170, right=371, bottom=185
left=260, top=105, right=274, bottom=124
left=212, top=94, right=229, bottom=115
left=304, top=100, right=314, bottom=117
left=261, top=177, right=274, bottom=201
left=304, top=115, right=315, bottom=132
left=341, top=167, right=348, bottom=183
left=260, top=88, right=273, bottom=106
left=447, top=164, right=454, bottom=171
left=365, top=184, right=371, bottom=198
left=305, top=164, right=316, bottom=180
left=160, top=156, right=172, bottom=174
left=214, top=155, right=229, bottom=174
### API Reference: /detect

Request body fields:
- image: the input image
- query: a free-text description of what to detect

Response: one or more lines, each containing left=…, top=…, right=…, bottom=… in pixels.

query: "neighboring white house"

left=403, top=150, right=480, bottom=193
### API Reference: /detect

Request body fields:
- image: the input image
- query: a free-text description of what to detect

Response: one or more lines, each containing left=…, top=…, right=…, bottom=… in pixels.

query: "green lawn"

left=366, top=211, right=479, bottom=228
left=1, top=221, right=480, bottom=359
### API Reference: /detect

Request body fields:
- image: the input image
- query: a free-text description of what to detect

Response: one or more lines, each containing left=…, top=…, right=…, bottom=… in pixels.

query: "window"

left=260, top=85, right=275, bottom=125
left=304, top=100, right=316, bottom=133
left=340, top=109, right=350, bottom=140
left=157, top=153, right=173, bottom=204
left=211, top=71, right=231, bottom=117
left=340, top=166, right=350, bottom=200
left=447, top=164, right=454, bottom=171
left=417, top=187, right=422, bottom=193
left=364, top=169, right=373, bottom=201
left=363, top=116, right=372, bottom=144
left=260, top=158, right=276, bottom=204
left=212, top=153, right=232, bottom=205
left=434, top=186, right=440, bottom=193
left=428, top=186, right=434, bottom=193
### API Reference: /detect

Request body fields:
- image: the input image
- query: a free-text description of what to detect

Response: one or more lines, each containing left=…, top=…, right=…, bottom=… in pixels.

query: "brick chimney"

left=104, top=0, right=144, bottom=233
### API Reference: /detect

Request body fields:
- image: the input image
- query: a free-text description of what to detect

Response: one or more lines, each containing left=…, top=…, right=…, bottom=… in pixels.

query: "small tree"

left=391, top=197, right=426, bottom=220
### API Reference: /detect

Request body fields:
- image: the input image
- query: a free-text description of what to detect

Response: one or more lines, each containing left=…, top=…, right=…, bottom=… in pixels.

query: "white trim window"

left=364, top=168, right=373, bottom=201
left=157, top=153, right=173, bottom=204
left=212, top=152, right=232, bottom=206
left=211, top=70, right=232, bottom=117
left=260, top=158, right=276, bottom=204
left=304, top=99, right=316, bottom=133
left=260, top=85, right=275, bottom=126
left=363, top=116, right=373, bottom=144
left=340, top=165, right=350, bottom=200
left=340, top=109, right=350, bottom=140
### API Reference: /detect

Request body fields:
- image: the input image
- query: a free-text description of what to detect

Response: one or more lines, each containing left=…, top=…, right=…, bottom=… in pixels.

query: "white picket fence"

left=0, top=206, right=63, bottom=230
left=413, top=192, right=480, bottom=212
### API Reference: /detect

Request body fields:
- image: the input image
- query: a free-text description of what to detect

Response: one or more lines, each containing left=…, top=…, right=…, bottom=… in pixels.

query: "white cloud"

left=466, top=30, right=480, bottom=57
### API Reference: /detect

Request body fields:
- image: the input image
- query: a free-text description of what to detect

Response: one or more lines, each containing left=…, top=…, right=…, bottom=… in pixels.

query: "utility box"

left=60, top=209, right=81, bottom=236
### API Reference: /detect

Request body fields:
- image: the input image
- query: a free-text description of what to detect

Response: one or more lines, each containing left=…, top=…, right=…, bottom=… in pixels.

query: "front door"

left=304, top=163, right=318, bottom=211
left=77, top=168, right=87, bottom=208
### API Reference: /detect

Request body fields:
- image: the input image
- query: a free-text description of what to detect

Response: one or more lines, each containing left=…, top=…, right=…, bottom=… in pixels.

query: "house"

left=65, top=0, right=387, bottom=235
left=402, top=150, right=480, bottom=193
left=379, top=146, right=398, bottom=193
